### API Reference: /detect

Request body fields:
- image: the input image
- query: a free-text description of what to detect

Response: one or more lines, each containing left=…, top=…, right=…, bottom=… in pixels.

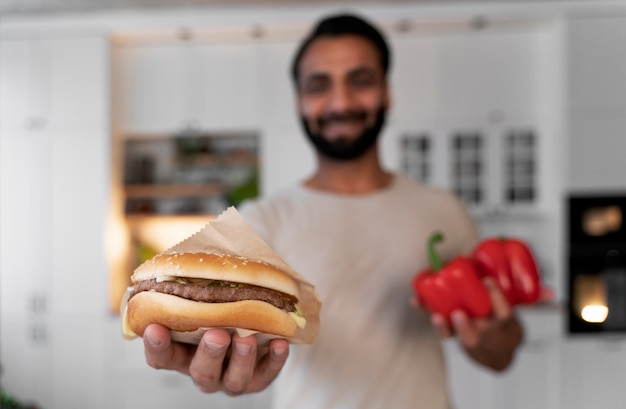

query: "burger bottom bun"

left=127, top=291, right=298, bottom=340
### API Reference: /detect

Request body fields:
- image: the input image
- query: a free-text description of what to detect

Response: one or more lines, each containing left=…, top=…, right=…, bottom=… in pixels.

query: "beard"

left=300, top=106, right=387, bottom=161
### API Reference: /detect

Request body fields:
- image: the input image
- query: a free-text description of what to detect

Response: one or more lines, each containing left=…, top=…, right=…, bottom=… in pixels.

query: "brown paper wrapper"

left=142, top=206, right=320, bottom=345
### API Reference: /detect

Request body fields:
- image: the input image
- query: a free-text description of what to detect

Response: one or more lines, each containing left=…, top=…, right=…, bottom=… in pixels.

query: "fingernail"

left=234, top=342, right=252, bottom=355
left=205, top=340, right=228, bottom=352
left=145, top=332, right=162, bottom=347
left=451, top=310, right=464, bottom=324
left=273, top=346, right=287, bottom=357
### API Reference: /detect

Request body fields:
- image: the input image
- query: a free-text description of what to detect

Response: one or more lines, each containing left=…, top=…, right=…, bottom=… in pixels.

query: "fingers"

left=220, top=334, right=259, bottom=395
left=483, top=277, right=512, bottom=320
left=248, top=338, right=289, bottom=392
left=145, top=326, right=288, bottom=396
left=449, top=309, right=479, bottom=349
left=144, top=324, right=195, bottom=375
left=539, top=286, right=555, bottom=303
left=189, top=329, right=232, bottom=393
left=430, top=313, right=453, bottom=338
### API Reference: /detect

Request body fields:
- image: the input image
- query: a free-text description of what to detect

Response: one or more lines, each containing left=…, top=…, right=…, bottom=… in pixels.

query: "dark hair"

left=290, top=13, right=391, bottom=89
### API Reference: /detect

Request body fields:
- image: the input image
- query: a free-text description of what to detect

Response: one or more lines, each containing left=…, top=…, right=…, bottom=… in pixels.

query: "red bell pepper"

left=472, top=237, right=541, bottom=305
left=412, top=232, right=492, bottom=320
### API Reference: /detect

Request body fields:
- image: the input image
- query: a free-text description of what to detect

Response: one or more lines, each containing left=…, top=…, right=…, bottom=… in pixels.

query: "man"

left=141, top=13, right=523, bottom=408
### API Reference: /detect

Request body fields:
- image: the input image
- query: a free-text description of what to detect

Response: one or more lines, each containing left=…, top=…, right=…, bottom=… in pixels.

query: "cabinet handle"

left=29, top=324, right=47, bottom=345
left=26, top=117, right=47, bottom=130
left=30, top=294, right=47, bottom=314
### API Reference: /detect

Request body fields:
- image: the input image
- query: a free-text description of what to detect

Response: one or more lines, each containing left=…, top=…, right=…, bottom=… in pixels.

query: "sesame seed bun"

left=122, top=251, right=304, bottom=343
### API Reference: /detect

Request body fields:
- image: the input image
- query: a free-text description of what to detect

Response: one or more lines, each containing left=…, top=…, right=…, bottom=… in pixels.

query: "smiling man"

left=142, top=13, right=523, bottom=409
left=295, top=33, right=389, bottom=163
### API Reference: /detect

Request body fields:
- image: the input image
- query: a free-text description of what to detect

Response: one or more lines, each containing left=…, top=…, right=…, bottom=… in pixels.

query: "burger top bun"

left=131, top=251, right=301, bottom=300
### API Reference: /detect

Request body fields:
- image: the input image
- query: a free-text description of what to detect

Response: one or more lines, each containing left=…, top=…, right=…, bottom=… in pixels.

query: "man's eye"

left=303, top=81, right=328, bottom=94
left=350, top=76, right=375, bottom=89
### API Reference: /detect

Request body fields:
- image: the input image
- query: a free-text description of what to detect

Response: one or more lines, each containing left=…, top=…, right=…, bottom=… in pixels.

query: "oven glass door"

left=568, top=253, right=626, bottom=333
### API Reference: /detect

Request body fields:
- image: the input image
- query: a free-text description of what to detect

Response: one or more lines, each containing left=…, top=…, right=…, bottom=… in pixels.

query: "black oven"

left=567, top=193, right=626, bottom=333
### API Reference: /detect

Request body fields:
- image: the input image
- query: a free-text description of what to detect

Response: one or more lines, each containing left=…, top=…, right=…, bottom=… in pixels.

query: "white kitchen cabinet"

left=394, top=118, right=547, bottom=217
left=389, top=25, right=556, bottom=125
left=0, top=132, right=54, bottom=407
left=0, top=39, right=44, bottom=135
left=568, top=116, right=626, bottom=191
left=0, top=133, right=53, bottom=315
left=114, top=44, right=188, bottom=134
left=0, top=37, right=107, bottom=135
left=116, top=39, right=260, bottom=135
left=559, top=337, right=626, bottom=409
left=0, top=34, right=109, bottom=312
left=566, top=15, right=626, bottom=191
left=255, top=40, right=314, bottom=197
left=256, top=40, right=299, bottom=127
left=191, top=43, right=260, bottom=131
left=567, top=16, right=626, bottom=112
left=0, top=35, right=109, bottom=409
left=389, top=20, right=562, bottom=217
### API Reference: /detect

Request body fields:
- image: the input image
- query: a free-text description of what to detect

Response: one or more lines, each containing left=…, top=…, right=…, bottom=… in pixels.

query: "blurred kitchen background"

left=1, top=0, right=626, bottom=408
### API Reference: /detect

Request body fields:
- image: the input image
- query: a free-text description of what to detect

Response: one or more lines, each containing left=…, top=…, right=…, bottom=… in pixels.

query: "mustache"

left=318, top=111, right=367, bottom=127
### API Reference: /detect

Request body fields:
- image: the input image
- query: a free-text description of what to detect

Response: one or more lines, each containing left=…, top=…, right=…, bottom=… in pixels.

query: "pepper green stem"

left=428, top=231, right=444, bottom=272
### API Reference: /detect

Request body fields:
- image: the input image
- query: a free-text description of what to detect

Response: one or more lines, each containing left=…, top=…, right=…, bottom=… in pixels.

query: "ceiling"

left=0, top=0, right=440, bottom=16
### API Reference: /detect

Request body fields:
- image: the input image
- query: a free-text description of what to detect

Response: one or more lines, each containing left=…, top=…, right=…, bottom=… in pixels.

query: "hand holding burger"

left=119, top=206, right=319, bottom=395
left=121, top=250, right=306, bottom=395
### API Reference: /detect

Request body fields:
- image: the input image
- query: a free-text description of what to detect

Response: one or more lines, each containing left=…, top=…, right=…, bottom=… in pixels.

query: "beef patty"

left=130, top=279, right=296, bottom=313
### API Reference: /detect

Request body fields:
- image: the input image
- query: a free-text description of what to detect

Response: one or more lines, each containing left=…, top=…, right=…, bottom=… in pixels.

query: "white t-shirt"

left=240, top=174, right=478, bottom=409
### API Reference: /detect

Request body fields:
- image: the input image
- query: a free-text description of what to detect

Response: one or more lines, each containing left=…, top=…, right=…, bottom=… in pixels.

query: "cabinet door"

left=1, top=37, right=108, bottom=135
left=0, top=39, right=46, bottom=134
left=0, top=132, right=54, bottom=406
left=568, top=116, right=626, bottom=191
left=256, top=41, right=300, bottom=127
left=46, top=36, right=108, bottom=129
left=191, top=43, right=259, bottom=130
left=568, top=16, right=626, bottom=112
left=389, top=28, right=552, bottom=123
left=0, top=133, right=53, bottom=316
left=116, top=44, right=189, bottom=134
left=560, top=338, right=626, bottom=409
left=50, top=130, right=109, bottom=316
left=388, top=36, right=438, bottom=125
left=256, top=41, right=314, bottom=197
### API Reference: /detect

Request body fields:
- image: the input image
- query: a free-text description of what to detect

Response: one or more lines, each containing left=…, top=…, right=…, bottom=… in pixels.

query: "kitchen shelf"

left=124, top=183, right=224, bottom=199
left=122, top=132, right=259, bottom=216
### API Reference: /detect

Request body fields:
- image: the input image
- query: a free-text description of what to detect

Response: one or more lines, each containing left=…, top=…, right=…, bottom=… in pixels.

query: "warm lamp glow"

left=574, top=274, right=608, bottom=324
left=581, top=305, right=609, bottom=323
left=105, top=215, right=131, bottom=264
left=131, top=215, right=214, bottom=253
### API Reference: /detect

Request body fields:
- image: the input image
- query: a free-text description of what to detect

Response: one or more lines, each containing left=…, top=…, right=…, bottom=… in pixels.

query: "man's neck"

left=304, top=155, right=393, bottom=195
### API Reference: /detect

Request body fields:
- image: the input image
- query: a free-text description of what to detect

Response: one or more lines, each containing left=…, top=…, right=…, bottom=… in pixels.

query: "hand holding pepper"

left=412, top=231, right=492, bottom=321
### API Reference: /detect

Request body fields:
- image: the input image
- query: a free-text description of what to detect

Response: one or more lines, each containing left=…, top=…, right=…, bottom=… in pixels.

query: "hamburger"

left=121, top=251, right=306, bottom=342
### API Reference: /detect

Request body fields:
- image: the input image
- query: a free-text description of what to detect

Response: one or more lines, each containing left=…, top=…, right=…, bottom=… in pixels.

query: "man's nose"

left=328, top=85, right=354, bottom=112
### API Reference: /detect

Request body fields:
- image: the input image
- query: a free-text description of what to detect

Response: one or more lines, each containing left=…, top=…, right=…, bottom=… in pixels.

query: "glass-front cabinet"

left=398, top=122, right=541, bottom=217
